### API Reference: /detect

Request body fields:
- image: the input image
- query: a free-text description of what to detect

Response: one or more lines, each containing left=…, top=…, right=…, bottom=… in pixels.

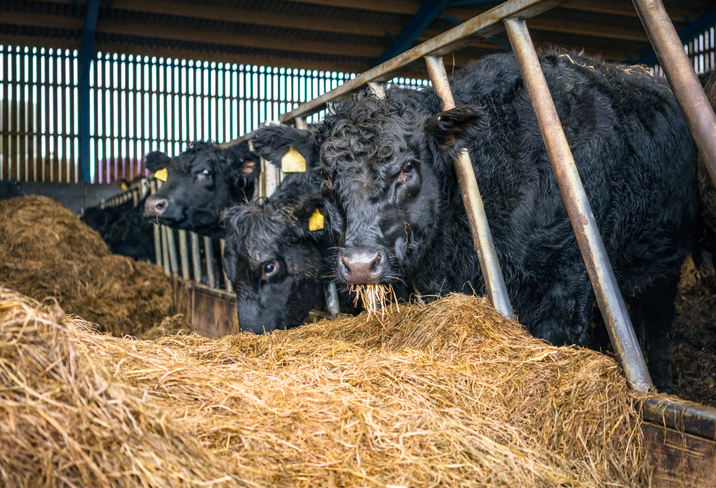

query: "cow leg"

left=626, top=275, right=679, bottom=392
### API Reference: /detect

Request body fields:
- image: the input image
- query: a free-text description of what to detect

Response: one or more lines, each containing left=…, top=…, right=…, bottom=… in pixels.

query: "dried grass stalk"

left=350, top=283, right=399, bottom=319
left=0, top=285, right=653, bottom=487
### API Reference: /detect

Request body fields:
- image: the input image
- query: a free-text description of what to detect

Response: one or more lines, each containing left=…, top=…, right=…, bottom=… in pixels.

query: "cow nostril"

left=154, top=199, right=167, bottom=211
left=340, top=249, right=385, bottom=284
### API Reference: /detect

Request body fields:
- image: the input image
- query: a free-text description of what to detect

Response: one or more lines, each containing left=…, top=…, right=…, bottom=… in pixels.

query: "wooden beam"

left=39, top=0, right=405, bottom=38
left=0, top=12, right=386, bottom=59
left=441, top=9, right=649, bottom=42
left=279, top=0, right=418, bottom=15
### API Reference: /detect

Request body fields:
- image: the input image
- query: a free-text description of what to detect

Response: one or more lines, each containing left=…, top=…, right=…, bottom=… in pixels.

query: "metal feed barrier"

left=269, top=0, right=716, bottom=483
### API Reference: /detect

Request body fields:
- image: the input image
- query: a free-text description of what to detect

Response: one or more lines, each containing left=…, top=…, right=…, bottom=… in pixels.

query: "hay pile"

left=0, top=285, right=650, bottom=487
left=0, top=196, right=176, bottom=336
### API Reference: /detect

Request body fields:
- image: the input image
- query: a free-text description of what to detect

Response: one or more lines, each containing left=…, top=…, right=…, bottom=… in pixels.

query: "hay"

left=0, top=285, right=651, bottom=487
left=350, top=283, right=398, bottom=319
left=0, top=196, right=177, bottom=337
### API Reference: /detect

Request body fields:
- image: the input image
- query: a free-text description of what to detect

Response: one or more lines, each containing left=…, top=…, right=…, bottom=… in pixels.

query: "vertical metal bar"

left=161, top=225, right=170, bottom=275
left=504, top=18, right=652, bottom=393
left=18, top=47, right=26, bottom=181
left=220, top=239, right=233, bottom=292
left=367, top=81, right=386, bottom=99
left=631, top=0, right=716, bottom=189
left=424, top=54, right=515, bottom=320
left=325, top=282, right=340, bottom=317
left=191, top=231, right=201, bottom=284
left=204, top=236, right=216, bottom=288
left=166, top=226, right=179, bottom=277
left=178, top=229, right=190, bottom=280
left=1, top=50, right=9, bottom=180
left=79, top=0, right=100, bottom=182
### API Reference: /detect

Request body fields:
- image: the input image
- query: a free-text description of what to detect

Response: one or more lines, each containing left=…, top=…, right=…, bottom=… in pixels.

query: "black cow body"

left=316, top=51, right=698, bottom=389
left=82, top=198, right=155, bottom=261
left=223, top=125, right=339, bottom=333
left=144, top=141, right=260, bottom=237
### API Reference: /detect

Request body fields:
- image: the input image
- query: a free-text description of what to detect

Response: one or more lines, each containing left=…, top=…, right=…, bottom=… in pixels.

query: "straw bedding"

left=0, top=196, right=177, bottom=337
left=0, top=285, right=650, bottom=487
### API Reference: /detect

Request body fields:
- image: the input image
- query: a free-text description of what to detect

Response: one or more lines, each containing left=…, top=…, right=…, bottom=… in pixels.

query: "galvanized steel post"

left=178, top=229, right=190, bottom=281
left=204, top=236, right=216, bottom=289
left=424, top=54, right=515, bottom=320
left=631, top=0, right=716, bottom=187
left=504, top=18, right=653, bottom=392
left=191, top=232, right=202, bottom=284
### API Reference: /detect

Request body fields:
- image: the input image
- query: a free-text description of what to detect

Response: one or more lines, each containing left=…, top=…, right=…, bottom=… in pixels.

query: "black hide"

left=82, top=198, right=155, bottom=262
left=144, top=141, right=260, bottom=237
left=316, top=51, right=699, bottom=390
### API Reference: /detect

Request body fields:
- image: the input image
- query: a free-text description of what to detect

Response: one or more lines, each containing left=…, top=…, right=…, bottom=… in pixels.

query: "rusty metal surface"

left=504, top=18, right=652, bottom=393
left=424, top=54, right=515, bottom=320
left=643, top=397, right=716, bottom=440
left=632, top=0, right=716, bottom=190
left=280, top=0, right=569, bottom=124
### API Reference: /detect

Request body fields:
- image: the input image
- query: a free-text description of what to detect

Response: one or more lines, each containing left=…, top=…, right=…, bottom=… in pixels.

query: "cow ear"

left=425, top=105, right=489, bottom=158
left=251, top=125, right=316, bottom=172
left=291, top=193, right=326, bottom=239
left=225, top=141, right=261, bottom=182
left=145, top=151, right=171, bottom=172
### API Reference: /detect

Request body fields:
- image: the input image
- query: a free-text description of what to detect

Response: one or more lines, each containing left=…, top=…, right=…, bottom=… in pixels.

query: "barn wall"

left=0, top=44, right=428, bottom=185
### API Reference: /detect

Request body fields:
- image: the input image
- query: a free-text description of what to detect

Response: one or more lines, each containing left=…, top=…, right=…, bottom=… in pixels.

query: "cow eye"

left=198, top=169, right=211, bottom=179
left=261, top=261, right=279, bottom=280
left=402, top=161, right=413, bottom=173
left=320, top=169, right=333, bottom=188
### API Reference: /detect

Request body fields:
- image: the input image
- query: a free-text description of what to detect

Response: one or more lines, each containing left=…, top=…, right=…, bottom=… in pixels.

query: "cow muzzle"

left=145, top=196, right=168, bottom=218
left=339, top=247, right=387, bottom=284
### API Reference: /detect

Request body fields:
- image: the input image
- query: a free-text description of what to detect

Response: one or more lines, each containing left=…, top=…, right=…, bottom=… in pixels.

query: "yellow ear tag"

left=281, top=146, right=306, bottom=173
left=154, top=168, right=168, bottom=181
left=120, top=182, right=128, bottom=190
left=308, top=209, right=324, bottom=231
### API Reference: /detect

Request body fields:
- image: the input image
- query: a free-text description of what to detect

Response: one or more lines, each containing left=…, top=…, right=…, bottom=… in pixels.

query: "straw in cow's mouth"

left=350, top=283, right=399, bottom=320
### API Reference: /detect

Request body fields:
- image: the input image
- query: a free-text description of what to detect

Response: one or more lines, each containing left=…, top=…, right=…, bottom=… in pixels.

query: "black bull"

left=314, top=51, right=698, bottom=389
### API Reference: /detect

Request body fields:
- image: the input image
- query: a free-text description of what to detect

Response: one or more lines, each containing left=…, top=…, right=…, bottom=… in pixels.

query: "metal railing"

left=270, top=0, right=716, bottom=394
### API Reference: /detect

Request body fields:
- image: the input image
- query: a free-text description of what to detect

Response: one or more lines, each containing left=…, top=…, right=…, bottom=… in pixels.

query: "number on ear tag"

left=281, top=146, right=306, bottom=173
left=308, top=209, right=324, bottom=231
left=154, top=168, right=168, bottom=181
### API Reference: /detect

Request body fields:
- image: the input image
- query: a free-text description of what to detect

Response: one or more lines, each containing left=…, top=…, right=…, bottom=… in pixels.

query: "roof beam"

left=376, top=0, right=453, bottom=65
left=0, top=12, right=385, bottom=59
left=278, top=0, right=419, bottom=15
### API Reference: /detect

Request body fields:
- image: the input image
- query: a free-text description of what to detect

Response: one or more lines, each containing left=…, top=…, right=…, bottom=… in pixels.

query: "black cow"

left=315, top=51, right=699, bottom=390
left=82, top=198, right=155, bottom=262
left=222, top=125, right=336, bottom=333
left=144, top=141, right=261, bottom=237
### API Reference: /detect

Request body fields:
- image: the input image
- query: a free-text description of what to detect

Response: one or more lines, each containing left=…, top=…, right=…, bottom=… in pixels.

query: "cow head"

left=317, top=90, right=488, bottom=291
left=144, top=141, right=260, bottom=236
left=222, top=183, right=329, bottom=333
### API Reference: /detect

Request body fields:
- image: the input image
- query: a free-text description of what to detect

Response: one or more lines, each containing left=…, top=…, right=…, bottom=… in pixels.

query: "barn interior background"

left=0, top=0, right=714, bottom=185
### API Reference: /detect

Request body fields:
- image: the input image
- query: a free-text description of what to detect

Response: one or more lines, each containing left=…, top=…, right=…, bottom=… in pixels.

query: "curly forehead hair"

left=168, top=141, right=223, bottom=173
left=317, top=89, right=438, bottom=169
left=223, top=199, right=286, bottom=256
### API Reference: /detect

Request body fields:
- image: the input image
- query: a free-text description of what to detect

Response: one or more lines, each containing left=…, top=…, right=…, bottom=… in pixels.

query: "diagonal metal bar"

left=375, top=0, right=453, bottom=66
left=631, top=0, right=716, bottom=198
left=504, top=17, right=652, bottom=393
left=279, top=0, right=568, bottom=124
left=424, top=55, right=514, bottom=319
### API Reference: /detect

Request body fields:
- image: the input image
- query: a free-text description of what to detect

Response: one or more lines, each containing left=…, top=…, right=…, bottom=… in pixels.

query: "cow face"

left=144, top=141, right=260, bottom=236
left=222, top=190, right=328, bottom=333
left=318, top=91, right=487, bottom=289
